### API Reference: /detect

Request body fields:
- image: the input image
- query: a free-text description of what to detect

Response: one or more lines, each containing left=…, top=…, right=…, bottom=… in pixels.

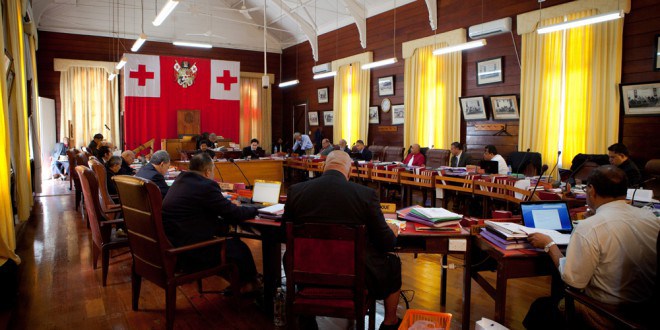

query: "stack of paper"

left=484, top=221, right=570, bottom=245
left=257, top=204, right=285, bottom=220
left=397, top=206, right=463, bottom=228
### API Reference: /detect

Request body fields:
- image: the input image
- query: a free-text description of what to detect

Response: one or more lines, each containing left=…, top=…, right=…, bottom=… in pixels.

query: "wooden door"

left=177, top=110, right=200, bottom=137
left=293, top=102, right=307, bottom=137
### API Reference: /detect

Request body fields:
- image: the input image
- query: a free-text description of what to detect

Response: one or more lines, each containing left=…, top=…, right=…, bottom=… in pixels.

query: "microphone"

left=547, top=150, right=562, bottom=183
left=229, top=158, right=252, bottom=189
left=214, top=163, right=224, bottom=183
left=516, top=148, right=531, bottom=176
left=104, top=124, right=111, bottom=131
left=529, top=164, right=549, bottom=201
left=631, top=177, right=657, bottom=205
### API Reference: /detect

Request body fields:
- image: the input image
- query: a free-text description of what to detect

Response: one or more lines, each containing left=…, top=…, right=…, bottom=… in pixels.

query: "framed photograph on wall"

left=391, top=105, right=404, bottom=125
left=317, top=87, right=329, bottom=104
left=620, top=81, right=660, bottom=116
left=323, top=111, right=334, bottom=126
left=378, top=76, right=395, bottom=96
left=368, top=106, right=379, bottom=124
left=476, top=57, right=503, bottom=86
left=308, top=111, right=319, bottom=126
left=655, top=34, right=660, bottom=71
left=459, top=96, right=488, bottom=120
left=490, top=95, right=520, bottom=120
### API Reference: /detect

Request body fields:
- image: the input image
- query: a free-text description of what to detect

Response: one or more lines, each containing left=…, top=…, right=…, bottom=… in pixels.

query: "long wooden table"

left=175, top=159, right=284, bottom=184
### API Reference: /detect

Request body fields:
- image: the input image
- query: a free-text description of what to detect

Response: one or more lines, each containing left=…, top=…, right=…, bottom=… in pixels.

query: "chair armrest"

left=166, top=237, right=227, bottom=255
left=100, top=219, right=125, bottom=226
left=565, top=287, right=643, bottom=329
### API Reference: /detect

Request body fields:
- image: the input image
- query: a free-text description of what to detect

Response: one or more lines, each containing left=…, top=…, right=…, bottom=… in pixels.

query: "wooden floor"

left=6, top=178, right=553, bottom=330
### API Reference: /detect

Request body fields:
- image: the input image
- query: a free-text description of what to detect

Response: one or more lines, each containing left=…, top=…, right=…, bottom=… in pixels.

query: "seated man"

left=317, top=138, right=334, bottom=156
left=483, top=144, right=508, bottom=175
left=162, top=153, right=260, bottom=286
left=338, top=139, right=350, bottom=153
left=119, top=150, right=136, bottom=175
left=242, top=138, right=264, bottom=159
left=105, top=156, right=123, bottom=195
left=449, top=141, right=472, bottom=167
left=195, top=140, right=216, bottom=159
left=97, top=146, right=112, bottom=166
left=51, top=137, right=69, bottom=180
left=354, top=140, right=373, bottom=161
left=525, top=165, right=659, bottom=329
left=208, top=133, right=218, bottom=148
left=292, top=132, right=314, bottom=155
left=607, top=143, right=641, bottom=187
left=283, top=151, right=402, bottom=330
left=272, top=137, right=288, bottom=154
left=403, top=143, right=425, bottom=167
left=87, top=133, right=103, bottom=159
left=135, top=150, right=171, bottom=198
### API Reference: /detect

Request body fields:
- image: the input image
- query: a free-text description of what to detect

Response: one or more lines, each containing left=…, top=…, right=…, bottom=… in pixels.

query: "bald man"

left=317, top=138, right=334, bottom=156
left=403, top=144, right=425, bottom=167
left=119, top=150, right=136, bottom=175
left=283, top=151, right=402, bottom=329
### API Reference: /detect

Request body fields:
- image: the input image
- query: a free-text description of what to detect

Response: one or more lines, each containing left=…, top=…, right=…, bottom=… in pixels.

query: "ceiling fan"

left=217, top=0, right=260, bottom=20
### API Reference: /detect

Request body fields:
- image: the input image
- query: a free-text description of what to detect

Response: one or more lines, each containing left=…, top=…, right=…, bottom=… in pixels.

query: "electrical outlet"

left=449, top=239, right=467, bottom=252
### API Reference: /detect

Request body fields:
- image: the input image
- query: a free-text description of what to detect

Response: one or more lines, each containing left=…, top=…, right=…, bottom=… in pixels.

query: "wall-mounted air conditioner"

left=312, top=63, right=332, bottom=74
left=469, top=17, right=512, bottom=39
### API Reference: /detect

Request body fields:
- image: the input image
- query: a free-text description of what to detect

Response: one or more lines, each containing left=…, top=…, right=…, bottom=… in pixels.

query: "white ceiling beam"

left=269, top=0, right=319, bottom=61
left=424, top=0, right=437, bottom=31
left=340, top=0, right=366, bottom=48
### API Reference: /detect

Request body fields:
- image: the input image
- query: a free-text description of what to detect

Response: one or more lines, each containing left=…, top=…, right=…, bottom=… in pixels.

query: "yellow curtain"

left=7, top=0, right=32, bottom=221
left=403, top=44, right=462, bottom=149
left=519, top=10, right=622, bottom=173
left=59, top=67, right=119, bottom=149
left=333, top=62, right=370, bottom=145
left=29, top=35, right=43, bottom=194
left=239, top=76, right=272, bottom=152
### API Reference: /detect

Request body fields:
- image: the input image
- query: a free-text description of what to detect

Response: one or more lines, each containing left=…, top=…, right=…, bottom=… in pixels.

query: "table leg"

left=462, top=237, right=472, bottom=330
left=494, top=262, right=508, bottom=323
left=440, top=254, right=448, bottom=306
left=261, top=228, right=282, bottom=316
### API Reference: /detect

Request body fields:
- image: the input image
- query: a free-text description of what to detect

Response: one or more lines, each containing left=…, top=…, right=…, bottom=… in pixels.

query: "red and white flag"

left=124, top=54, right=160, bottom=97
left=210, top=60, right=240, bottom=101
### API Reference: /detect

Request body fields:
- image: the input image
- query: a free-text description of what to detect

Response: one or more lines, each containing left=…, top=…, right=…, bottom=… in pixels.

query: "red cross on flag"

left=124, top=54, right=160, bottom=97
left=210, top=60, right=240, bottom=101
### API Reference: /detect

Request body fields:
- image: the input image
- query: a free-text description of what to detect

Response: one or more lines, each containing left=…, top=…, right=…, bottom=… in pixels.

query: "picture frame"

left=317, top=87, right=329, bottom=104
left=391, top=105, right=404, bottom=125
left=308, top=111, right=319, bottom=126
left=476, top=57, right=503, bottom=86
left=619, top=81, right=660, bottom=116
left=655, top=34, right=660, bottom=71
left=459, top=96, right=488, bottom=120
left=368, top=106, right=379, bottom=124
left=490, top=95, right=520, bottom=120
left=378, top=76, right=395, bottom=96
left=323, top=111, right=334, bottom=126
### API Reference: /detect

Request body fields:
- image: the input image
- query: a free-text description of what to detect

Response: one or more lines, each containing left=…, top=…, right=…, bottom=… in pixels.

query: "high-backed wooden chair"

left=367, top=145, right=385, bottom=162
left=644, top=159, right=660, bottom=198
left=66, top=149, right=82, bottom=209
left=285, top=222, right=375, bottom=330
left=112, top=175, right=238, bottom=330
left=382, top=146, right=403, bottom=162
left=75, top=166, right=128, bottom=286
left=425, top=149, right=451, bottom=168
left=89, top=159, right=121, bottom=216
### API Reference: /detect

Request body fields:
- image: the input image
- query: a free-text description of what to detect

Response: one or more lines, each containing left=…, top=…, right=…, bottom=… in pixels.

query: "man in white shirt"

left=484, top=144, right=508, bottom=175
left=525, top=165, right=660, bottom=329
left=292, top=132, right=313, bottom=155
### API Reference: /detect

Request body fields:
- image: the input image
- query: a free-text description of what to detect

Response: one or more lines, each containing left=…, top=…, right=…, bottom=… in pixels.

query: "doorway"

left=292, top=102, right=308, bottom=138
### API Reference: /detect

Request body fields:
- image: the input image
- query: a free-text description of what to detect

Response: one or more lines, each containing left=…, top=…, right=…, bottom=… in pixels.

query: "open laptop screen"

left=520, top=201, right=573, bottom=232
left=251, top=180, right=281, bottom=204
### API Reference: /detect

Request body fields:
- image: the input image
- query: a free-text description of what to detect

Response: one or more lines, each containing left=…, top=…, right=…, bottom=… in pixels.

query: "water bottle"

left=273, top=287, right=286, bottom=327
left=507, top=165, right=512, bottom=176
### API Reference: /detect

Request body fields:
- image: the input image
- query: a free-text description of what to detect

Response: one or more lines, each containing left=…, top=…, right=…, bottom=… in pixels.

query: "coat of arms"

left=173, top=60, right=197, bottom=88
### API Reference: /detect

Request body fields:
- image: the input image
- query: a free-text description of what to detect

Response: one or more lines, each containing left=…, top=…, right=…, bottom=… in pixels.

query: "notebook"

left=520, top=201, right=573, bottom=234
left=479, top=160, right=499, bottom=175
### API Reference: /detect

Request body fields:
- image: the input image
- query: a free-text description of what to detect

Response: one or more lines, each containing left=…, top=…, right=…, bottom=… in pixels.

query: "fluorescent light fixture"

left=108, top=72, right=117, bottom=81
left=538, top=10, right=624, bottom=34
left=131, top=33, right=147, bottom=52
left=152, top=0, right=179, bottom=26
left=433, top=39, right=487, bottom=55
left=313, top=71, right=337, bottom=79
left=361, top=57, right=398, bottom=70
left=172, top=41, right=212, bottom=49
left=115, top=56, right=128, bottom=70
left=278, top=79, right=299, bottom=88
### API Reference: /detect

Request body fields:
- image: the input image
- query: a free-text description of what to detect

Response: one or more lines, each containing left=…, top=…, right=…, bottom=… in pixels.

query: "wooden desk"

left=174, top=159, right=284, bottom=184
left=472, top=236, right=563, bottom=324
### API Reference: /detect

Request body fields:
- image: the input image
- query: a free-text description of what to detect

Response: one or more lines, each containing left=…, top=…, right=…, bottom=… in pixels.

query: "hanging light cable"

left=362, top=0, right=398, bottom=70
left=131, top=0, right=147, bottom=52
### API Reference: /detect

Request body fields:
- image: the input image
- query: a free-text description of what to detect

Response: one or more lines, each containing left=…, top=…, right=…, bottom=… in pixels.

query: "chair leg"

left=165, top=284, right=177, bottom=330
left=356, top=314, right=365, bottom=330
left=132, top=271, right=142, bottom=311
left=92, top=244, right=100, bottom=269
left=75, top=190, right=82, bottom=211
left=102, top=247, right=110, bottom=286
left=368, top=300, right=376, bottom=330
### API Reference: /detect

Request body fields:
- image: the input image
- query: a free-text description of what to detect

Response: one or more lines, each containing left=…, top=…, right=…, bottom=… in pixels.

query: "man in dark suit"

left=354, top=139, right=373, bottom=161
left=162, top=153, right=260, bottom=285
left=87, top=133, right=103, bottom=159
left=96, top=146, right=112, bottom=166
left=195, top=140, right=216, bottom=159
left=105, top=156, right=122, bottom=195
left=135, top=150, right=171, bottom=198
left=607, top=143, right=641, bottom=187
left=449, top=141, right=472, bottom=167
left=242, top=138, right=264, bottom=159
left=283, top=151, right=402, bottom=330
left=119, top=150, right=136, bottom=175
left=338, top=139, right=351, bottom=153
left=51, top=137, right=69, bottom=179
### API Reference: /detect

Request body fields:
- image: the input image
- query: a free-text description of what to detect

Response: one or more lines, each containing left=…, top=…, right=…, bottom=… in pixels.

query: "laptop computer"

left=479, top=160, right=499, bottom=175
left=240, top=180, right=282, bottom=208
left=520, top=201, right=573, bottom=234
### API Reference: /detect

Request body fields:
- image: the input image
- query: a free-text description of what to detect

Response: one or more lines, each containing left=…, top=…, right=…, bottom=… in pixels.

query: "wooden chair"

left=89, top=159, right=121, bottom=216
left=435, top=174, right=476, bottom=213
left=425, top=149, right=451, bottom=168
left=367, top=145, right=385, bottom=162
left=75, top=166, right=128, bottom=286
left=66, top=149, right=82, bottom=209
left=564, top=231, right=659, bottom=329
left=371, top=166, right=403, bottom=201
left=399, top=169, right=437, bottom=207
left=285, top=222, right=375, bottom=330
left=644, top=159, right=660, bottom=198
left=112, top=175, right=239, bottom=330
left=382, top=146, right=404, bottom=162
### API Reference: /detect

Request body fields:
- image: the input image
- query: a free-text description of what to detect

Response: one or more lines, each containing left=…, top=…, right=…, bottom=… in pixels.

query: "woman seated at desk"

left=195, top=140, right=216, bottom=159
left=242, top=138, right=264, bottom=159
